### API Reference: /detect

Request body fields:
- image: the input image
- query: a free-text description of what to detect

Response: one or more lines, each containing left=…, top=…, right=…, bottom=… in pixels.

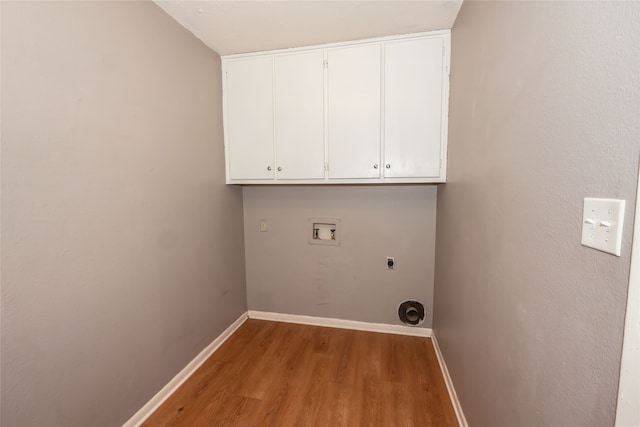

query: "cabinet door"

left=384, top=37, right=444, bottom=178
left=274, top=52, right=325, bottom=180
left=327, top=45, right=381, bottom=179
left=225, top=57, right=274, bottom=180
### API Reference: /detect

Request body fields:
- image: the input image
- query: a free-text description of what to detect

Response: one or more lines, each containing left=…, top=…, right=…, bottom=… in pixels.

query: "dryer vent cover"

left=398, top=300, right=425, bottom=326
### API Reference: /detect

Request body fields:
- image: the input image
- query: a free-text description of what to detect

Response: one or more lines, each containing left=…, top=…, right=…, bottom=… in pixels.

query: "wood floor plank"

left=313, top=380, right=351, bottom=427
left=143, top=319, right=458, bottom=427
left=332, top=329, right=358, bottom=385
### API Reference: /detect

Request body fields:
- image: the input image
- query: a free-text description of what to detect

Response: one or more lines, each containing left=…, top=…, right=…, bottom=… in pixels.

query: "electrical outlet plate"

left=386, top=256, right=395, bottom=270
left=581, top=198, right=625, bottom=256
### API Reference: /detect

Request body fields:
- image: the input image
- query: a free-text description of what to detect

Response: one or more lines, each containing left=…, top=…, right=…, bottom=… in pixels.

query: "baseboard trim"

left=247, top=310, right=431, bottom=337
left=431, top=332, right=469, bottom=427
left=122, top=312, right=249, bottom=427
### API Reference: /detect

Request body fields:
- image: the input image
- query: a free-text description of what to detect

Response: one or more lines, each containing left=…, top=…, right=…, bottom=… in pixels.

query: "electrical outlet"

left=386, top=257, right=395, bottom=270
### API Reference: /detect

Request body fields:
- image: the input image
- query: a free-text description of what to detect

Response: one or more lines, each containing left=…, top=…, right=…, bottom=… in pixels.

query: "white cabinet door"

left=327, top=44, right=382, bottom=179
left=274, top=52, right=325, bottom=180
left=384, top=37, right=444, bottom=178
left=225, top=57, right=274, bottom=180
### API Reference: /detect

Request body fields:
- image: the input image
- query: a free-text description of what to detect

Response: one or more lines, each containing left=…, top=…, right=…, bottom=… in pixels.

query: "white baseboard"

left=431, top=332, right=468, bottom=427
left=122, top=312, right=249, bottom=427
left=247, top=310, right=431, bottom=337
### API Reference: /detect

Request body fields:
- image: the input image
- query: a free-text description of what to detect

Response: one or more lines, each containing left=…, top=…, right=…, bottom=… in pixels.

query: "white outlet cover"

left=581, top=198, right=625, bottom=256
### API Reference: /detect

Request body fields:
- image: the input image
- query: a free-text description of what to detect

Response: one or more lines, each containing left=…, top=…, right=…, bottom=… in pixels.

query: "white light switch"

left=581, top=198, right=625, bottom=256
left=260, top=220, right=267, bottom=232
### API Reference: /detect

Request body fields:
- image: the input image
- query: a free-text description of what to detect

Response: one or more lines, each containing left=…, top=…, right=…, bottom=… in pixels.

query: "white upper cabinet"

left=222, top=30, right=450, bottom=184
left=327, top=44, right=381, bottom=179
left=274, top=52, right=325, bottom=180
left=384, top=37, right=444, bottom=178
left=224, top=56, right=274, bottom=180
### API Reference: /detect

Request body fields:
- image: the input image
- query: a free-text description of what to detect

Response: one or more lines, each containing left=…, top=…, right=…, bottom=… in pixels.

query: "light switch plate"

left=581, top=198, right=625, bottom=256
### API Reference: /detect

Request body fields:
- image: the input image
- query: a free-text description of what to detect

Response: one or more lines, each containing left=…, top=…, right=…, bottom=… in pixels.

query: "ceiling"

left=154, top=1, right=463, bottom=55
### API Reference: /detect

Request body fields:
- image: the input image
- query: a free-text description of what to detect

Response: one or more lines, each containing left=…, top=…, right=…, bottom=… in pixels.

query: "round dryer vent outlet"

left=398, top=300, right=425, bottom=326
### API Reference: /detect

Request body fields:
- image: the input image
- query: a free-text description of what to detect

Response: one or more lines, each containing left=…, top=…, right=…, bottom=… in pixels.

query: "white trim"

left=247, top=310, right=431, bottom=337
left=122, top=312, right=249, bottom=427
left=615, top=163, right=640, bottom=426
left=225, top=177, right=445, bottom=185
left=439, top=31, right=451, bottom=182
left=222, top=30, right=451, bottom=60
left=431, top=332, right=469, bottom=427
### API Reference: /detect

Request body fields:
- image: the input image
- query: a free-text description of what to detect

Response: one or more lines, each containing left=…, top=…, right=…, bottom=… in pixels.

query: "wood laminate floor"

left=143, top=319, right=458, bottom=427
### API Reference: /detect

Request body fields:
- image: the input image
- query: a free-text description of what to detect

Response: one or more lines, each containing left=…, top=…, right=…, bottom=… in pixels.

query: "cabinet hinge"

left=323, top=59, right=328, bottom=69
left=324, top=163, right=329, bottom=172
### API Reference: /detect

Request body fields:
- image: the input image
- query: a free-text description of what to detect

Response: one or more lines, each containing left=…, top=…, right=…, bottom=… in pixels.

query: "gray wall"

left=434, top=2, right=640, bottom=426
left=243, top=185, right=437, bottom=327
left=1, top=2, right=247, bottom=426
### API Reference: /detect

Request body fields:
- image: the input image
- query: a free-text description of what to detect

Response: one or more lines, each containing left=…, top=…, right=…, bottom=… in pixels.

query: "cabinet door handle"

left=373, top=164, right=378, bottom=169
left=277, top=167, right=282, bottom=172
left=267, top=166, right=272, bottom=171
left=385, top=164, right=391, bottom=169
